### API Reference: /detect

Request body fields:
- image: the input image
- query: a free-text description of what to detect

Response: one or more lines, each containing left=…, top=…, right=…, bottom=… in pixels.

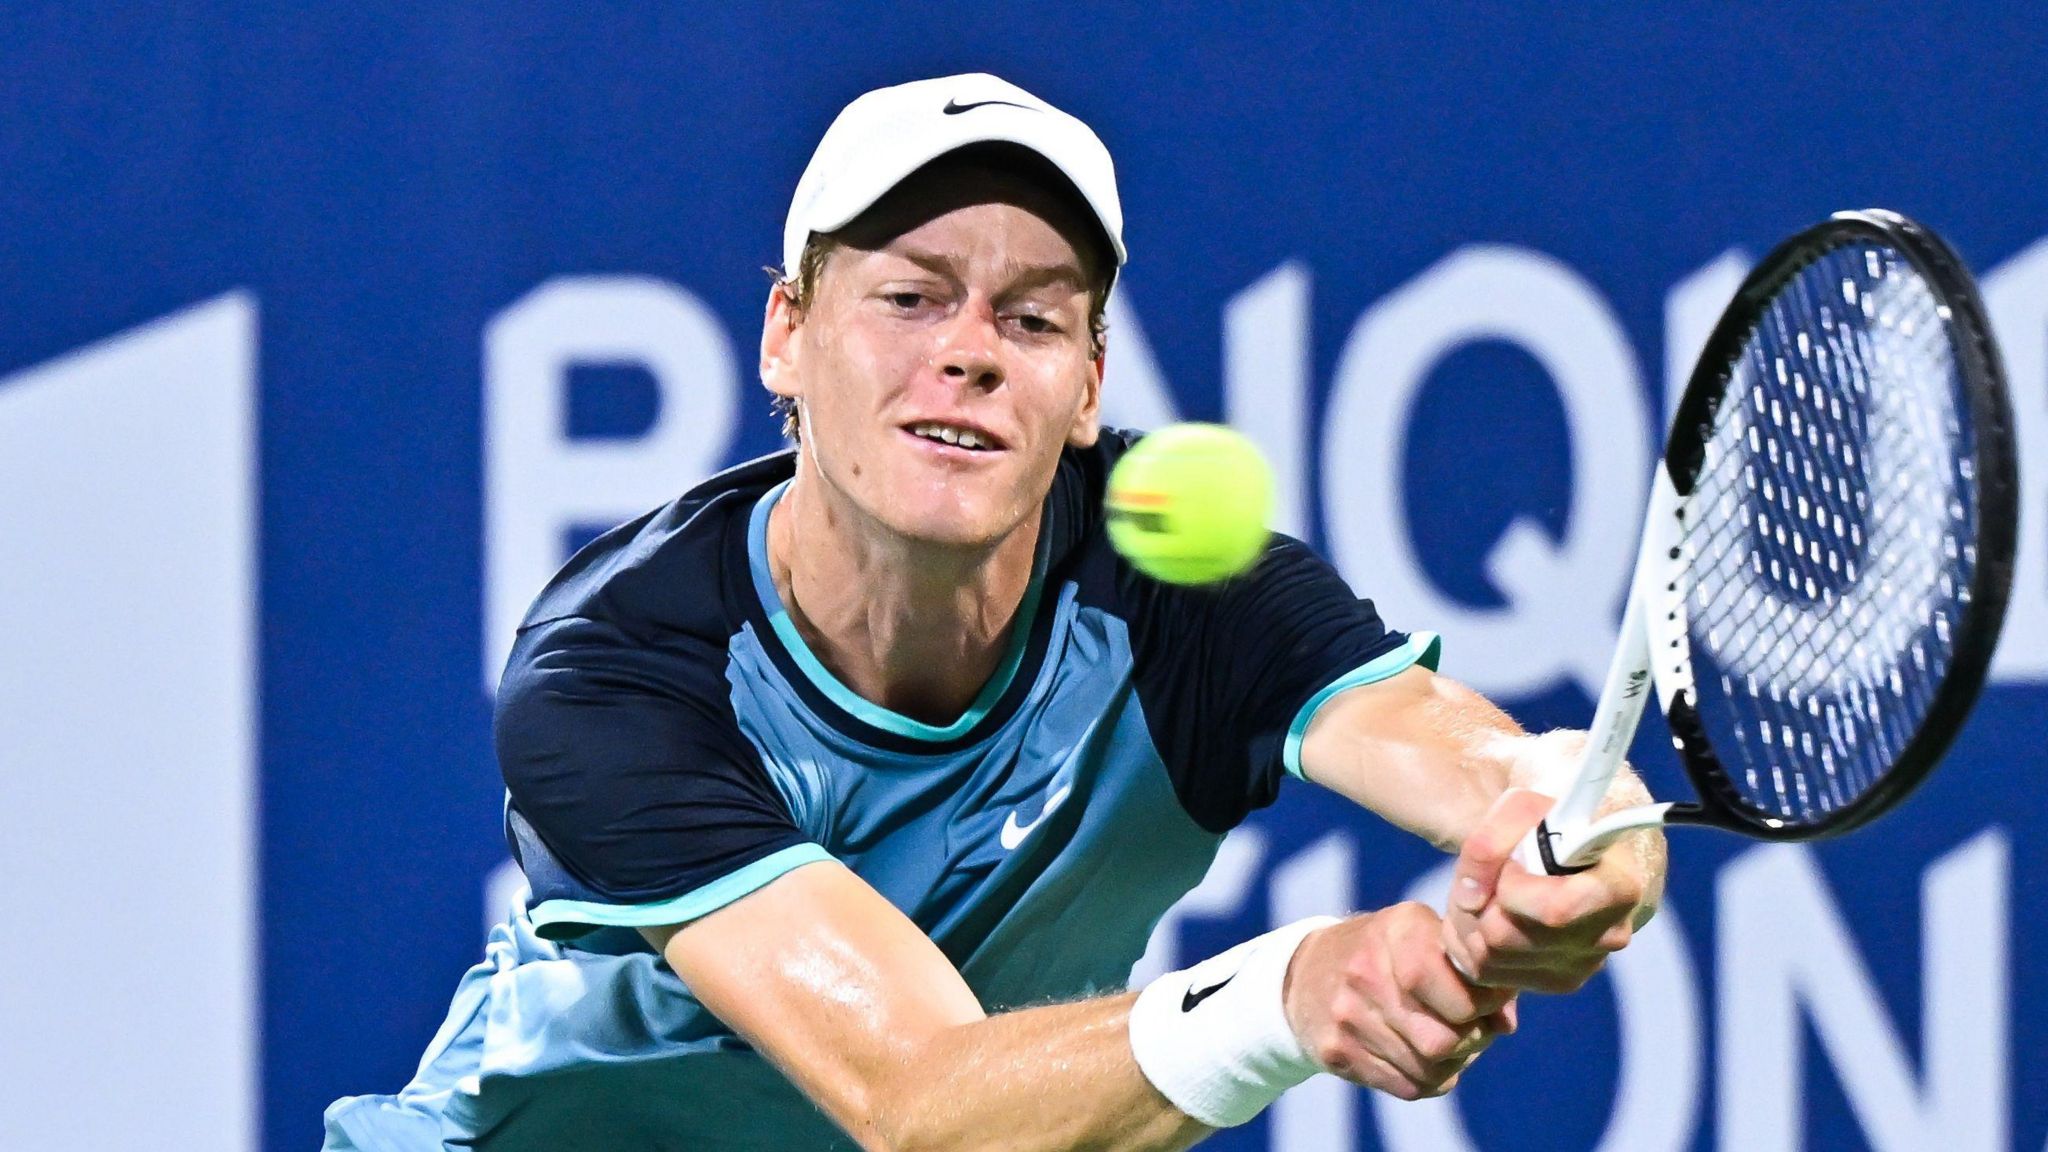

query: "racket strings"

left=1726, top=278, right=1949, bottom=807
left=1768, top=272, right=1953, bottom=775
left=1698, top=265, right=1955, bottom=812
left=1675, top=244, right=1978, bottom=826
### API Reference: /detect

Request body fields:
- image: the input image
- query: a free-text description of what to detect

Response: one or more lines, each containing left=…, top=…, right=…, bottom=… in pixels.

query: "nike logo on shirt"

left=999, top=782, right=1073, bottom=849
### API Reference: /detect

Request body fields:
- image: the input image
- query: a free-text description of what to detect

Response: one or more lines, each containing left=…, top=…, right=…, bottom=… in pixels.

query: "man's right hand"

left=1281, top=903, right=1518, bottom=1100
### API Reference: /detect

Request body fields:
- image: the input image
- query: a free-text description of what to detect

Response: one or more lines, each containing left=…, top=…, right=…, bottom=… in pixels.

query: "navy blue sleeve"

left=1119, top=534, right=1421, bottom=832
left=495, top=612, right=815, bottom=937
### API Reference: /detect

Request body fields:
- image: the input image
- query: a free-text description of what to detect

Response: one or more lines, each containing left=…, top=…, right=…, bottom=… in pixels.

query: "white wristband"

left=1127, top=915, right=1338, bottom=1128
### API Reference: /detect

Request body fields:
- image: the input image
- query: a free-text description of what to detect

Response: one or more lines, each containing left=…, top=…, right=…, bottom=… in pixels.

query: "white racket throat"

left=1515, top=468, right=1690, bottom=874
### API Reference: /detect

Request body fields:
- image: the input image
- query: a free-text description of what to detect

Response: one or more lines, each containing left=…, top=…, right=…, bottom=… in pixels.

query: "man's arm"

left=644, top=857, right=1511, bottom=1152
left=1295, top=664, right=1668, bottom=992
left=646, top=860, right=1199, bottom=1152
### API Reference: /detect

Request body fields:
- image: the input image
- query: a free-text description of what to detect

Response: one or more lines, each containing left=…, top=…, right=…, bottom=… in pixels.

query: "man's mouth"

left=905, top=420, right=1002, bottom=452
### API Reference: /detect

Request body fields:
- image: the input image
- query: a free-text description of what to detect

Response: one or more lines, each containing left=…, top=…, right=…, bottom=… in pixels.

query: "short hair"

left=769, top=144, right=1115, bottom=440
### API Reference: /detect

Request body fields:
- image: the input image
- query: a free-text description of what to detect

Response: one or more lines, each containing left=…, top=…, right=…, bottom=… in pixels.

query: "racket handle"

left=1515, top=584, right=1656, bottom=876
left=1513, top=819, right=1591, bottom=876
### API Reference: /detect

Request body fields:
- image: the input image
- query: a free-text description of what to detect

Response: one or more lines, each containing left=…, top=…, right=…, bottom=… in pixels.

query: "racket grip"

left=1520, top=559, right=1658, bottom=875
left=1512, top=819, right=1595, bottom=877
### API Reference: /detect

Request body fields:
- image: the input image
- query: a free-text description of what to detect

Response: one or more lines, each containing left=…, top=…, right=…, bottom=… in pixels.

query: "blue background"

left=4, top=5, right=2042, bottom=1148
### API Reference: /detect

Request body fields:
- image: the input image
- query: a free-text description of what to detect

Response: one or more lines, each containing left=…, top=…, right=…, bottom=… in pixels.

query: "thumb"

left=1451, top=788, right=1554, bottom=914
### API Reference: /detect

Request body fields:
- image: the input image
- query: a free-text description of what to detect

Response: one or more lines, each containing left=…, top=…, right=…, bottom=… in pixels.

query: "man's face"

left=762, top=163, right=1105, bottom=551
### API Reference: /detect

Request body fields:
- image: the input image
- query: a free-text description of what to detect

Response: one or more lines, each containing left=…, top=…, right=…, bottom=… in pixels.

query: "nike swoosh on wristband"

left=943, top=98, right=1032, bottom=115
left=1180, top=972, right=1236, bottom=1012
left=998, top=782, right=1072, bottom=850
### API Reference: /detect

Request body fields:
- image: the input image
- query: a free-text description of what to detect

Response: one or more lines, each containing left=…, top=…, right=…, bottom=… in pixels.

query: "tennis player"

left=324, top=73, right=1664, bottom=1151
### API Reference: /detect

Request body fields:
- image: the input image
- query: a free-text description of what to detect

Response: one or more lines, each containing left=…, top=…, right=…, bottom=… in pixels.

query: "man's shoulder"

left=1043, top=429, right=1135, bottom=570
left=516, top=450, right=795, bottom=643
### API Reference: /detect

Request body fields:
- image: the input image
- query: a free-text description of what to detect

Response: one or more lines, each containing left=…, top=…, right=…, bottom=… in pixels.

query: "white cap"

left=783, top=73, right=1126, bottom=280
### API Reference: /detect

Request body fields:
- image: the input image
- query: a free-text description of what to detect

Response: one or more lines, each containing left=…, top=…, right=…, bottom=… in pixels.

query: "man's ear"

left=1067, top=346, right=1106, bottom=448
left=760, top=283, right=803, bottom=404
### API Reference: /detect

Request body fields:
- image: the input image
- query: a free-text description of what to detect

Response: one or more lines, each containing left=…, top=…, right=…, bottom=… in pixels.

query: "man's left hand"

left=1439, top=788, right=1653, bottom=994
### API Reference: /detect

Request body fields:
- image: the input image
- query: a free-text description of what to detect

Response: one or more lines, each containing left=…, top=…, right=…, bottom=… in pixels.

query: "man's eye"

left=1012, top=314, right=1058, bottom=335
left=887, top=292, right=926, bottom=309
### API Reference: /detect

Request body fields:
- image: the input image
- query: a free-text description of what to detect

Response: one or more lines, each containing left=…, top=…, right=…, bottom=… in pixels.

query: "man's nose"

left=933, top=299, right=1003, bottom=391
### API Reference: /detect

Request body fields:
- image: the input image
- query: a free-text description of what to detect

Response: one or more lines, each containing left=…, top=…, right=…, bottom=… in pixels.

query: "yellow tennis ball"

left=1106, top=424, right=1275, bottom=585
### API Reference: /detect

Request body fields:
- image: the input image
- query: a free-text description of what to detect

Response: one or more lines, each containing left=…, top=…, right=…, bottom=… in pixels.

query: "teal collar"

left=746, top=479, right=1049, bottom=742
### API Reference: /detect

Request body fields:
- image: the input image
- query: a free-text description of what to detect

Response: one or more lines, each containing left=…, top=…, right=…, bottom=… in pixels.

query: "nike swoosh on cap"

left=943, top=98, right=1033, bottom=115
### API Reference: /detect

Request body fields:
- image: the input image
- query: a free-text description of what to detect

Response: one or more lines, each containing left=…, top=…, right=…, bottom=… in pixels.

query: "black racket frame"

left=1656, top=209, right=2018, bottom=840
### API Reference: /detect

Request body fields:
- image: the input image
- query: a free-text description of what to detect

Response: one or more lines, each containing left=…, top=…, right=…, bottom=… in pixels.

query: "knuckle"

left=1406, top=1017, right=1462, bottom=1061
left=1327, top=986, right=1361, bottom=1021
left=1417, top=1033, right=1460, bottom=1064
left=1385, top=902, right=1434, bottom=936
left=1329, top=992, right=1378, bottom=1037
left=1478, top=922, right=1517, bottom=958
left=1338, top=951, right=1377, bottom=993
left=1465, top=926, right=1495, bottom=957
left=1535, top=898, right=1578, bottom=933
left=1476, top=917, right=1508, bottom=949
left=1347, top=955, right=1392, bottom=1002
left=1382, top=1077, right=1425, bottom=1102
left=1388, top=941, right=1431, bottom=989
left=1467, top=830, right=1507, bottom=860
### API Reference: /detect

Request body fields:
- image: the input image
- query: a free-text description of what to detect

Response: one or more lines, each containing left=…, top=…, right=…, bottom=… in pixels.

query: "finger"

left=1444, top=909, right=1559, bottom=994
left=1383, top=1013, right=1491, bottom=1102
left=1413, top=940, right=1516, bottom=1021
left=1333, top=1044, right=1437, bottom=1102
left=1441, top=906, right=1540, bottom=996
left=1344, top=1010, right=1442, bottom=1089
left=1441, top=914, right=1487, bottom=988
left=1426, top=1069, right=1466, bottom=1099
left=1481, top=997, right=1519, bottom=1036
left=1493, top=869, right=1634, bottom=942
left=1451, top=789, right=1555, bottom=916
left=1596, top=919, right=1635, bottom=953
left=1388, top=1005, right=1495, bottom=1070
left=1451, top=901, right=1613, bottom=993
left=1444, top=900, right=1540, bottom=986
left=1458, top=955, right=1606, bottom=995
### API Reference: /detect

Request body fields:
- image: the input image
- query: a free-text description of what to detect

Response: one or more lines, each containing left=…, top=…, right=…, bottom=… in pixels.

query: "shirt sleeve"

left=1121, top=534, right=1440, bottom=832
left=495, top=612, right=824, bottom=940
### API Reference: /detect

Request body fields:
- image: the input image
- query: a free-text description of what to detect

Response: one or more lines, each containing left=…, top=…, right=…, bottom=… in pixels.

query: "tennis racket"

left=1516, top=209, right=2018, bottom=876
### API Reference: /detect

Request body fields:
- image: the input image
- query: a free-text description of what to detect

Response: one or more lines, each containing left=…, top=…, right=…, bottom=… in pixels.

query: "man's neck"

left=767, top=462, right=1040, bottom=727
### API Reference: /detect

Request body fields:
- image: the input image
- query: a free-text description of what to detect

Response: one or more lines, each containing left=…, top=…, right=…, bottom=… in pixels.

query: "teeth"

left=911, top=422, right=992, bottom=450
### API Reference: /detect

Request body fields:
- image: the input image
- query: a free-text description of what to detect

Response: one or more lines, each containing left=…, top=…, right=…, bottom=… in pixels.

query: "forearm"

left=1298, top=666, right=1525, bottom=850
left=1299, top=668, right=1666, bottom=919
left=864, top=994, right=1207, bottom=1152
left=655, top=865, right=1210, bottom=1152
